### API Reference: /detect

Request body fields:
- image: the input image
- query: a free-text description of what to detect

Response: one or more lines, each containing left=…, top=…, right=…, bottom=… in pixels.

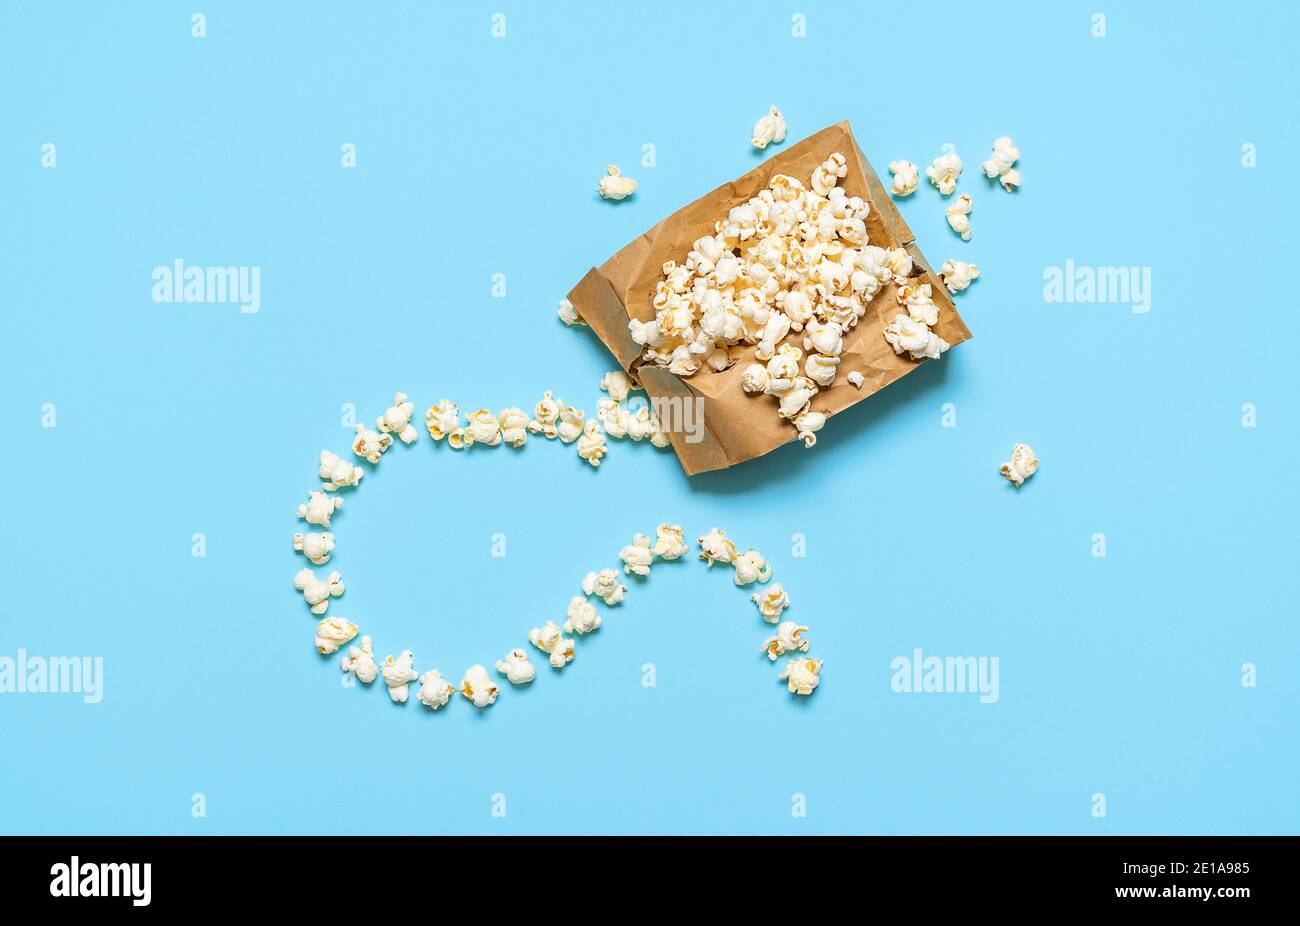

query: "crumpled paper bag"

left=568, top=121, right=972, bottom=476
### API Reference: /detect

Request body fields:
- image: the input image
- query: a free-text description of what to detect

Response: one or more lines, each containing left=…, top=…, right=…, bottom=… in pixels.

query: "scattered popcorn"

left=751, top=105, right=787, bottom=150
left=576, top=419, right=607, bottom=466
left=459, top=664, right=499, bottom=708
left=498, top=407, right=529, bottom=447
left=946, top=194, right=973, bottom=240
left=883, top=313, right=949, bottom=361
left=416, top=669, right=456, bottom=709
left=999, top=442, right=1039, bottom=488
left=940, top=259, right=980, bottom=294
left=528, top=621, right=576, bottom=669
left=351, top=424, right=392, bottom=464
left=652, top=523, right=687, bottom=561
left=619, top=534, right=654, bottom=576
left=581, top=568, right=625, bottom=606
left=376, top=392, right=419, bottom=445
left=888, top=159, right=919, bottom=197
left=794, top=409, right=827, bottom=447
left=753, top=583, right=790, bottom=623
left=981, top=136, right=1021, bottom=191
left=564, top=595, right=603, bottom=635
left=600, top=370, right=637, bottom=402
left=318, top=450, right=364, bottom=490
left=732, top=549, right=773, bottom=586
left=293, top=530, right=335, bottom=565
left=597, top=165, right=637, bottom=201
left=557, top=298, right=586, bottom=327
left=495, top=648, right=536, bottom=685
left=314, top=616, right=358, bottom=655
left=847, top=371, right=865, bottom=389
left=926, top=150, right=963, bottom=195
left=380, top=651, right=419, bottom=703
left=778, top=657, right=823, bottom=695
left=424, top=400, right=462, bottom=442
left=341, top=635, right=377, bottom=684
left=464, top=409, right=502, bottom=448
left=298, top=491, right=343, bottom=528
left=557, top=406, right=585, bottom=443
left=762, top=621, right=810, bottom=661
left=698, top=527, right=736, bottom=567
left=294, top=567, right=344, bottom=615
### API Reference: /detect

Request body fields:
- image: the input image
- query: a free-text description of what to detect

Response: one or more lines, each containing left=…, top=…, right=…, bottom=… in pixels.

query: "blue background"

left=1, top=1, right=1296, bottom=835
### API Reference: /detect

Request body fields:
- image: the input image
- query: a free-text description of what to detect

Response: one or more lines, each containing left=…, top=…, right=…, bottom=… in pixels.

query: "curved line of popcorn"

left=295, top=391, right=823, bottom=711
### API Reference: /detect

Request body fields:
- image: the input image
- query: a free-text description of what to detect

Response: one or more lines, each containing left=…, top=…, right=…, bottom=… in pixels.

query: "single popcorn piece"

left=298, top=490, right=343, bottom=528
left=981, top=136, right=1021, bottom=191
left=794, top=409, right=827, bottom=448
left=557, top=405, right=585, bottom=444
left=528, top=621, right=576, bottom=669
left=652, top=523, right=687, bottom=561
left=596, top=399, right=630, bottom=439
left=416, top=669, right=456, bottom=710
left=597, top=165, right=637, bottom=201
left=376, top=392, right=418, bottom=444
left=340, top=635, right=377, bottom=684
left=581, top=569, right=625, bottom=606
left=380, top=651, right=419, bottom=703
left=778, top=657, right=823, bottom=695
left=495, top=648, right=536, bottom=685
left=351, top=424, right=392, bottom=464
left=811, top=152, right=848, bottom=196
left=527, top=391, right=561, bottom=438
left=884, top=246, right=914, bottom=285
left=847, top=371, right=865, bottom=389
left=732, top=549, right=773, bottom=586
left=463, top=409, right=502, bottom=448
left=600, top=370, right=637, bottom=402
left=564, top=594, right=603, bottom=634
left=619, top=533, right=654, bottom=576
left=946, top=194, right=973, bottom=240
left=741, top=363, right=771, bottom=393
left=314, top=615, right=358, bottom=655
left=888, top=159, right=919, bottom=197
left=883, top=314, right=950, bottom=361
left=576, top=419, right=607, bottom=466
left=557, top=298, right=586, bottom=327
left=293, top=530, right=335, bottom=565
left=697, top=527, right=736, bottom=567
left=940, top=259, right=980, bottom=294
left=424, top=400, right=462, bottom=442
left=753, top=582, right=790, bottom=623
left=999, top=442, right=1039, bottom=487
left=294, top=567, right=344, bottom=615
left=459, top=664, right=499, bottom=709
left=762, top=621, right=810, bottom=661
left=318, top=450, right=364, bottom=490
left=926, top=150, right=963, bottom=195
left=751, top=104, right=788, bottom=150
left=498, top=407, right=529, bottom=448
left=897, top=282, right=940, bottom=326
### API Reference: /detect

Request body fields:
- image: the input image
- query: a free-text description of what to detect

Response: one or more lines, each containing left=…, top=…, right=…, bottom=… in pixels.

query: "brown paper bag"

left=568, top=121, right=972, bottom=476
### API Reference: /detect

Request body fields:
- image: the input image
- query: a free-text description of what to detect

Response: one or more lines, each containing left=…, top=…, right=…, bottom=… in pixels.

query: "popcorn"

left=314, top=616, right=358, bottom=655
left=946, top=194, right=973, bottom=240
left=697, top=527, right=736, bottom=567
left=459, top=664, right=499, bottom=708
left=847, top=371, right=865, bottom=389
left=294, top=567, right=344, bottom=615
left=883, top=314, right=949, bottom=361
left=351, top=424, right=392, bottom=464
left=732, top=549, right=773, bottom=586
left=498, top=407, right=529, bottom=447
left=999, top=442, right=1039, bottom=487
left=939, top=259, right=980, bottom=294
left=463, top=409, right=502, bottom=448
left=926, top=150, right=963, bottom=195
left=424, top=400, right=462, bottom=442
left=762, top=621, right=810, bottom=661
left=752, top=582, right=790, bottom=622
left=380, top=651, right=419, bottom=703
left=562, top=595, right=602, bottom=636
left=811, top=152, right=848, bottom=196
left=576, top=420, right=607, bottom=467
left=794, top=409, right=827, bottom=447
left=557, top=406, right=585, bottom=443
left=318, top=450, right=364, bottom=490
left=776, top=377, right=818, bottom=419
left=897, top=282, right=940, bottom=326
left=528, top=621, right=576, bottom=669
left=741, top=362, right=771, bottom=394
left=581, top=569, right=625, bottom=606
left=884, top=246, right=914, bottom=285
left=495, top=648, right=536, bottom=685
left=527, top=391, right=561, bottom=438
left=293, top=530, right=335, bottom=565
left=340, top=635, right=377, bottom=684
left=619, top=534, right=654, bottom=576
left=596, top=399, right=629, bottom=438
left=652, top=523, right=687, bottom=561
left=980, top=136, right=1021, bottom=191
left=416, top=669, right=456, bottom=709
left=804, top=353, right=840, bottom=387
left=600, top=370, right=636, bottom=402
left=376, top=392, right=419, bottom=445
left=598, top=165, right=637, bottom=201
left=751, top=105, right=788, bottom=150
left=557, top=298, right=586, bottom=327
left=888, top=159, right=919, bottom=197
left=298, top=491, right=343, bottom=528
left=778, top=657, right=823, bottom=695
